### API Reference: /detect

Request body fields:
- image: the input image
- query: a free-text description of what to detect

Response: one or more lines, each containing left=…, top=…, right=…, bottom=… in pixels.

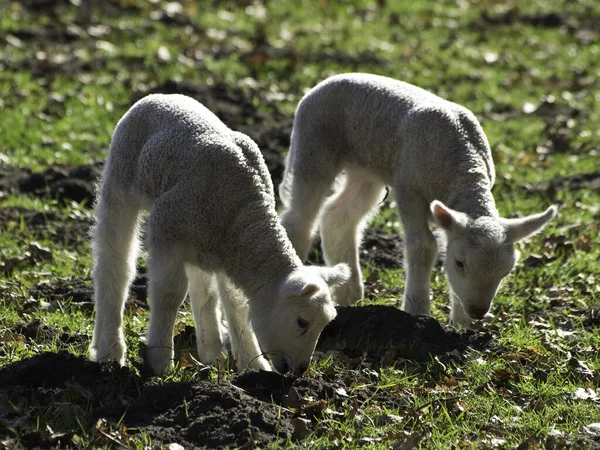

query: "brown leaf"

left=443, top=375, right=459, bottom=387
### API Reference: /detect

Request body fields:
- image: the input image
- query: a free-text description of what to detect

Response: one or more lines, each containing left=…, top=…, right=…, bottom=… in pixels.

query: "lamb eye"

left=455, top=259, right=464, bottom=269
left=297, top=317, right=309, bottom=329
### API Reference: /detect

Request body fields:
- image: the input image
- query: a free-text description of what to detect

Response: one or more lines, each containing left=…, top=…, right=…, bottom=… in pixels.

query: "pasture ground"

left=1, top=0, right=599, bottom=448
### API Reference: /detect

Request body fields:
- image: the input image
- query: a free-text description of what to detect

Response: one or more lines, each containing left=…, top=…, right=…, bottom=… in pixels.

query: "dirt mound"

left=0, top=351, right=295, bottom=449
left=0, top=205, right=93, bottom=248
left=29, top=278, right=94, bottom=304
left=531, top=170, right=600, bottom=201
left=318, top=305, right=489, bottom=361
left=141, top=381, right=294, bottom=448
left=8, top=320, right=88, bottom=350
left=0, top=303, right=489, bottom=449
left=4, top=164, right=102, bottom=206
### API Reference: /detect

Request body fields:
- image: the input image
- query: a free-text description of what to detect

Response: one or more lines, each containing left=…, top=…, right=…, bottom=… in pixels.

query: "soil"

left=0, top=307, right=485, bottom=449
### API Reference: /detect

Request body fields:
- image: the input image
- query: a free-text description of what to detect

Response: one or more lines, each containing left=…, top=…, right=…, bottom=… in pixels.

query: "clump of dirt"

left=8, top=320, right=87, bottom=349
left=478, top=8, right=565, bottom=28
left=29, top=278, right=94, bottom=304
left=0, top=207, right=62, bottom=228
left=14, top=163, right=102, bottom=206
left=318, top=305, right=491, bottom=361
left=0, top=205, right=93, bottom=247
left=142, top=381, right=294, bottom=448
left=26, top=275, right=148, bottom=312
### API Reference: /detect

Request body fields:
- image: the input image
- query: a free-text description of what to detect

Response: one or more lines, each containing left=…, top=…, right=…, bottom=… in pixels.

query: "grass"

left=1, top=0, right=599, bottom=448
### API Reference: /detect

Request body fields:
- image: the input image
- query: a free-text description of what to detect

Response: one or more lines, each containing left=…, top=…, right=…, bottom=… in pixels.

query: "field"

left=1, top=0, right=600, bottom=448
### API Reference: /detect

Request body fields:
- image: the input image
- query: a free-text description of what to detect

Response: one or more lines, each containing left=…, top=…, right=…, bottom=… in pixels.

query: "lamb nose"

left=470, top=306, right=488, bottom=319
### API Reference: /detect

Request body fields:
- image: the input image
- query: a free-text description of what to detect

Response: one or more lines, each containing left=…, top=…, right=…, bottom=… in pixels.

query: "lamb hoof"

left=144, top=345, right=174, bottom=376
left=236, top=355, right=271, bottom=372
left=448, top=316, right=475, bottom=330
left=250, top=356, right=272, bottom=372
left=401, top=296, right=431, bottom=316
left=333, top=280, right=363, bottom=306
left=89, top=339, right=126, bottom=366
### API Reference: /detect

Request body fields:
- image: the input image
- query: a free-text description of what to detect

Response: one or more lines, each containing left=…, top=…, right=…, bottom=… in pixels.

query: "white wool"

left=279, top=73, right=557, bottom=328
left=89, top=94, right=350, bottom=375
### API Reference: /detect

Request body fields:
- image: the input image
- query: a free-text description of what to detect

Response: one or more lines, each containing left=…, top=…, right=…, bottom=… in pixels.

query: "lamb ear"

left=283, top=282, right=320, bottom=299
left=299, top=284, right=320, bottom=297
left=320, top=263, right=351, bottom=289
left=503, top=205, right=558, bottom=243
left=430, top=201, right=465, bottom=232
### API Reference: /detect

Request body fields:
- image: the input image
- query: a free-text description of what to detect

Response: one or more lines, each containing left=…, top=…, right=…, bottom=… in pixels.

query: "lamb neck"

left=224, top=209, right=302, bottom=298
left=445, top=175, right=498, bottom=219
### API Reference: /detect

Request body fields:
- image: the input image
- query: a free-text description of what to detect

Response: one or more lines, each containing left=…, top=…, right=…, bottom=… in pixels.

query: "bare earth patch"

left=0, top=302, right=484, bottom=449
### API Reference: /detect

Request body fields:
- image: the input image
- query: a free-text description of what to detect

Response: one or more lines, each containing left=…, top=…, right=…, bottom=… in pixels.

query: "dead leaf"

left=334, top=387, right=348, bottom=397
left=443, top=376, right=459, bottom=387
left=573, top=387, right=598, bottom=401
left=375, top=413, right=403, bottom=425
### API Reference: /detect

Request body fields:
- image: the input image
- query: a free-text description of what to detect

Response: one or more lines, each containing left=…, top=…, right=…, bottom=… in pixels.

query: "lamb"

left=89, top=93, right=351, bottom=376
left=279, top=73, right=557, bottom=328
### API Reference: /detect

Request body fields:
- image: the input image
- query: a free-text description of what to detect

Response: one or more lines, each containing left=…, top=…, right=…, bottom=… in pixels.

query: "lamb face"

left=432, top=201, right=557, bottom=327
left=251, top=264, right=350, bottom=375
left=444, top=221, right=517, bottom=323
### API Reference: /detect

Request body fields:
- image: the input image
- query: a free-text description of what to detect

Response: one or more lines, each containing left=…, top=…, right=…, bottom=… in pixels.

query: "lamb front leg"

left=397, top=194, right=438, bottom=316
left=187, top=269, right=225, bottom=365
left=217, top=276, right=271, bottom=372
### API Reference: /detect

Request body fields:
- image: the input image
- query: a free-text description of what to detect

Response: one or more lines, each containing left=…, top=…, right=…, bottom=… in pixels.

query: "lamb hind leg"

left=279, top=174, right=336, bottom=261
left=319, top=171, right=386, bottom=305
left=397, top=193, right=438, bottom=316
left=279, top=134, right=340, bottom=261
left=89, top=191, right=141, bottom=365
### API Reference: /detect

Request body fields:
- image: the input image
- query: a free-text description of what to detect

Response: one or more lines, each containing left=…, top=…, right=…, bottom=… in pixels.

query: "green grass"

left=1, top=0, right=599, bottom=448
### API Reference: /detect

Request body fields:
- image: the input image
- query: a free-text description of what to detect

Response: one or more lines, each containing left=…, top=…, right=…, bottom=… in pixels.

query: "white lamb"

left=279, top=73, right=557, bottom=328
left=89, top=93, right=350, bottom=376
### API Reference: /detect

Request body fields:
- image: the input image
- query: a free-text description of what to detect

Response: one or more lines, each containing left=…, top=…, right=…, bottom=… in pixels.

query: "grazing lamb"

left=279, top=73, right=557, bottom=328
left=89, top=94, right=350, bottom=376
